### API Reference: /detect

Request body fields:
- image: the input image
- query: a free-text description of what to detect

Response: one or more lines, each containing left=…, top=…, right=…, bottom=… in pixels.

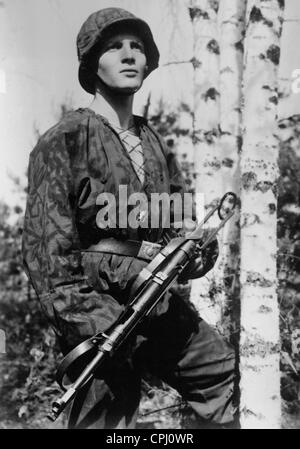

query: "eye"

left=106, top=41, right=122, bottom=51
left=131, top=41, right=145, bottom=52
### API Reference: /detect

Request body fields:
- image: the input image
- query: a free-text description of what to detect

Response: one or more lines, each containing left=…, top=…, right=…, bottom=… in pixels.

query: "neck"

left=89, top=82, right=134, bottom=130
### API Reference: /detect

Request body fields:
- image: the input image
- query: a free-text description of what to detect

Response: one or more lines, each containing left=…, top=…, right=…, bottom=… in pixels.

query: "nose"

left=121, top=42, right=135, bottom=63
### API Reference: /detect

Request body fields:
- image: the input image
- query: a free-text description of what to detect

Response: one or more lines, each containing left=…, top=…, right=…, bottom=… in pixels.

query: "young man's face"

left=96, top=32, right=147, bottom=94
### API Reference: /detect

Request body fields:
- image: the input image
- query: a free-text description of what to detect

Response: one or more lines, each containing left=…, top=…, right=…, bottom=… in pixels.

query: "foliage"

left=149, top=102, right=195, bottom=193
left=278, top=116, right=300, bottom=428
left=0, top=196, right=65, bottom=429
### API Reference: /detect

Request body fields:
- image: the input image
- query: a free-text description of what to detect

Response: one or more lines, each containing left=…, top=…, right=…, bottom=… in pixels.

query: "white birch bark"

left=216, top=0, right=246, bottom=338
left=239, top=0, right=284, bottom=429
left=189, top=0, right=223, bottom=327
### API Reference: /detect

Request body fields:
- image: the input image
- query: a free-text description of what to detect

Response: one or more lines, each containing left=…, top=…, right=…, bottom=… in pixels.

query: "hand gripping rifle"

left=47, top=192, right=237, bottom=421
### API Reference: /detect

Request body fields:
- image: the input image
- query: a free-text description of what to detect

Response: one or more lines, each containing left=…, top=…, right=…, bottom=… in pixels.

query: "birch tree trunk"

left=216, top=0, right=246, bottom=338
left=189, top=0, right=224, bottom=327
left=239, top=0, right=284, bottom=429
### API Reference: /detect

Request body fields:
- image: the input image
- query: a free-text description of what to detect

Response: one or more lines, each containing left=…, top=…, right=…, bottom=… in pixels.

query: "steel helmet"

left=77, top=7, right=160, bottom=94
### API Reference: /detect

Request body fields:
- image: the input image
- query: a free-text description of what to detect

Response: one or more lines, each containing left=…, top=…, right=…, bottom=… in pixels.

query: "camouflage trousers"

left=64, top=293, right=236, bottom=429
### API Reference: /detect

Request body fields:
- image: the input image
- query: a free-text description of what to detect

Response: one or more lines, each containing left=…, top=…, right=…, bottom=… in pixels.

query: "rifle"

left=47, top=192, right=237, bottom=421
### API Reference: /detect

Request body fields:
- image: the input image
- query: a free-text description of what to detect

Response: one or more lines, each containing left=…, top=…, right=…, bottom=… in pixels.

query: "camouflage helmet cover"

left=77, top=7, right=160, bottom=94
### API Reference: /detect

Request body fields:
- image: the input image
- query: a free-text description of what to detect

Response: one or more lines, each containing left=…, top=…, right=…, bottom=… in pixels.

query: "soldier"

left=22, top=7, right=236, bottom=429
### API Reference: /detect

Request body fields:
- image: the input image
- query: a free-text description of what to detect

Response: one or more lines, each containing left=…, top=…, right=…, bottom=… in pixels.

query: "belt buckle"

left=137, top=241, right=161, bottom=261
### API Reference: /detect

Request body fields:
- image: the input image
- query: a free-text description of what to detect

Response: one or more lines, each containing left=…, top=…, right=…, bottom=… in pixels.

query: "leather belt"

left=84, top=238, right=162, bottom=262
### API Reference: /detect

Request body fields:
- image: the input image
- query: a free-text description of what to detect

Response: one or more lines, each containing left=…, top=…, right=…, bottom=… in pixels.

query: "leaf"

left=29, top=347, right=44, bottom=363
left=18, top=405, right=28, bottom=418
left=291, top=330, right=300, bottom=357
left=281, top=351, right=299, bottom=376
left=11, top=389, right=21, bottom=401
left=43, top=331, right=52, bottom=347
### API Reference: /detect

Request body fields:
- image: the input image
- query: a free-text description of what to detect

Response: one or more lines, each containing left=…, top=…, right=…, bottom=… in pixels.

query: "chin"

left=116, top=77, right=144, bottom=92
left=114, top=84, right=142, bottom=95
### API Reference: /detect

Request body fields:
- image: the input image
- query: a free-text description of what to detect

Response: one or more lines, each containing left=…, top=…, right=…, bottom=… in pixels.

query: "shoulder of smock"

left=29, top=109, right=92, bottom=160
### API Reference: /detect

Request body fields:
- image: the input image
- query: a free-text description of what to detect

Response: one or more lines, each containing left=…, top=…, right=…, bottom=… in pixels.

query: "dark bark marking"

left=203, top=87, right=220, bottom=101
left=189, top=7, right=209, bottom=21
left=242, top=172, right=258, bottom=190
left=266, top=45, right=280, bottom=66
left=207, top=39, right=220, bottom=55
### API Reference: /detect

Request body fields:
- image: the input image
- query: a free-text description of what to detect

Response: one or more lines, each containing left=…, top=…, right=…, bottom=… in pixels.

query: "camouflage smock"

left=22, top=108, right=193, bottom=347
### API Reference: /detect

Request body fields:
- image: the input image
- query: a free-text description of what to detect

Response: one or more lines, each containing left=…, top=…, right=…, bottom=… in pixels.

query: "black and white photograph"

left=0, top=0, right=300, bottom=431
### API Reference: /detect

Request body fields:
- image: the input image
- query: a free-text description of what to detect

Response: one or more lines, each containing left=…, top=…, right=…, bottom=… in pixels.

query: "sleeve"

left=22, top=132, right=124, bottom=349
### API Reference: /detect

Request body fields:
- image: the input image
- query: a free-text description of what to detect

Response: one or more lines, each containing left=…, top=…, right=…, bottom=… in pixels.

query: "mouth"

left=120, top=69, right=138, bottom=74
